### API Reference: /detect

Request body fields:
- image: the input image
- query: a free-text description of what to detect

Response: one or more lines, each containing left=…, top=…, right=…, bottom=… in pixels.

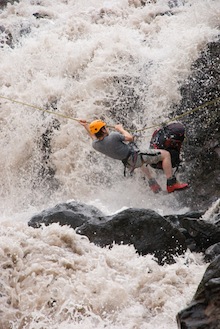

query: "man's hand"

left=79, top=119, right=88, bottom=126
left=114, top=124, right=124, bottom=132
left=114, top=124, right=133, bottom=142
left=79, top=119, right=97, bottom=140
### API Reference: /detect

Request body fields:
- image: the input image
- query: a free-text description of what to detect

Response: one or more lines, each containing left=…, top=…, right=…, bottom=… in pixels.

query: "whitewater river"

left=0, top=0, right=219, bottom=328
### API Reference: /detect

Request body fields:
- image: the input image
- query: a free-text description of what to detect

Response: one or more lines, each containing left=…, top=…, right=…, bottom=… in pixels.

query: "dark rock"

left=166, top=214, right=220, bottom=253
left=77, top=207, right=187, bottom=265
left=29, top=202, right=187, bottom=265
left=28, top=201, right=105, bottom=229
left=33, top=12, right=51, bottom=19
left=0, top=25, right=13, bottom=48
left=173, top=41, right=220, bottom=210
left=33, top=118, right=60, bottom=192
left=177, top=255, right=220, bottom=329
left=205, top=243, right=220, bottom=262
left=0, top=0, right=16, bottom=8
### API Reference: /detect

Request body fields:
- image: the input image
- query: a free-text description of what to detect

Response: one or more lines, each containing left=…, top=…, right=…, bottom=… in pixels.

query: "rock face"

left=177, top=255, right=220, bottom=329
left=175, top=41, right=220, bottom=211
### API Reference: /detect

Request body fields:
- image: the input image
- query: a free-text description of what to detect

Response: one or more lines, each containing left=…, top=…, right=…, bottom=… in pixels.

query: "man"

left=79, top=119, right=188, bottom=193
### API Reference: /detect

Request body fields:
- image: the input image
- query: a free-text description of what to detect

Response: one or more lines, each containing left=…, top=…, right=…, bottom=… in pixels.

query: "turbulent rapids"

left=0, top=0, right=219, bottom=328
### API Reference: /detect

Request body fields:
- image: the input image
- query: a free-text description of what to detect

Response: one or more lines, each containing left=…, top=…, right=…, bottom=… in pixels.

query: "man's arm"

left=79, top=120, right=97, bottom=140
left=114, top=124, right=134, bottom=142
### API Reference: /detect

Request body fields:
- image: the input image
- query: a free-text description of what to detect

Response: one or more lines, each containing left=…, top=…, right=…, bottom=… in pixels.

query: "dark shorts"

left=127, top=150, right=162, bottom=169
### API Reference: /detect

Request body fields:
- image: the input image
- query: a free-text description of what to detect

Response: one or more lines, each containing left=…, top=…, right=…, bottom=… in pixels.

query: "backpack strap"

left=122, top=152, right=131, bottom=177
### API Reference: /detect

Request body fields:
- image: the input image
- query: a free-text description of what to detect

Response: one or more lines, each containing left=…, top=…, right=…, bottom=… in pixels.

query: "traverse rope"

left=133, top=96, right=220, bottom=133
left=0, top=94, right=219, bottom=132
left=0, top=95, right=81, bottom=122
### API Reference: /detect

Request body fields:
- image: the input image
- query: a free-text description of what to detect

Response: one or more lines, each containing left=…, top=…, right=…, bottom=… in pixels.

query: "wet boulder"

left=77, top=207, right=187, bottom=265
left=28, top=201, right=105, bottom=229
left=166, top=212, right=220, bottom=253
left=177, top=255, right=220, bottom=329
left=28, top=201, right=187, bottom=265
left=205, top=242, right=220, bottom=262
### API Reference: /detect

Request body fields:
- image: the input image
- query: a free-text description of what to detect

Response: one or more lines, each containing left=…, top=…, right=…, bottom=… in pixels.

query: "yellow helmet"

left=89, top=120, right=106, bottom=134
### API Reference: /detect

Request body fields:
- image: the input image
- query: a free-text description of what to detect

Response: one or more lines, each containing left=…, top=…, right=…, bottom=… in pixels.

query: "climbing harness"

left=122, top=136, right=162, bottom=177
left=122, top=142, right=140, bottom=177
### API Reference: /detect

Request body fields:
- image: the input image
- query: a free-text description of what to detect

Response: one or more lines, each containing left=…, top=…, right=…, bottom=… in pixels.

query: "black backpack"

left=149, top=122, right=185, bottom=169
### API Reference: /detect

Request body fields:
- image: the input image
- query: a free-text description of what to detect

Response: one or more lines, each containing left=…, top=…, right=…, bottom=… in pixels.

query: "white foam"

left=0, top=0, right=219, bottom=326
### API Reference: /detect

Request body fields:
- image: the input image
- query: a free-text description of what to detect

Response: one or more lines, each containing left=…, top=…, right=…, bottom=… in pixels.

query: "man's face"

left=102, top=126, right=109, bottom=135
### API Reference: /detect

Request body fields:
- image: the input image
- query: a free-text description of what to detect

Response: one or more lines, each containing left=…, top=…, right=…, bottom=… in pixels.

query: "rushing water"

left=0, top=0, right=219, bottom=328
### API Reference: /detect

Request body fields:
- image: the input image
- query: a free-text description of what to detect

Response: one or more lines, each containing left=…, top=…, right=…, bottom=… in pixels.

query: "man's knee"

left=159, top=149, right=171, bottom=160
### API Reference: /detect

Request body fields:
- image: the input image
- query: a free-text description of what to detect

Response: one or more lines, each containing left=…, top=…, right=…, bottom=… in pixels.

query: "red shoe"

left=167, top=182, right=188, bottom=193
left=148, top=178, right=162, bottom=194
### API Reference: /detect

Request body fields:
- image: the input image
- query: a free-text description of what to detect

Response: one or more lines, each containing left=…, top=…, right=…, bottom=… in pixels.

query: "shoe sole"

left=167, top=185, right=189, bottom=193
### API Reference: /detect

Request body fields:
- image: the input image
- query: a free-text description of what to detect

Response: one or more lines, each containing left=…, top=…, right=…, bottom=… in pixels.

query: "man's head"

left=89, top=120, right=107, bottom=138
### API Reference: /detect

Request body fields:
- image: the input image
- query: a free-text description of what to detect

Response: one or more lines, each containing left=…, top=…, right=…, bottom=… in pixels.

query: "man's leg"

left=141, top=165, right=161, bottom=193
left=159, top=149, right=188, bottom=192
left=158, top=150, right=173, bottom=178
